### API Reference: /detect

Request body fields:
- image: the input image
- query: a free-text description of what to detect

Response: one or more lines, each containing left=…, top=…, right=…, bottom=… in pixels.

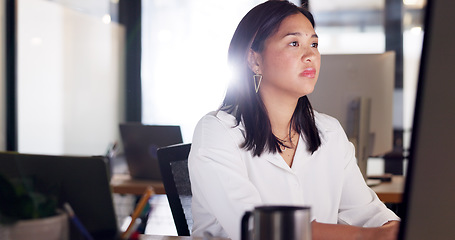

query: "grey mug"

left=241, top=205, right=312, bottom=240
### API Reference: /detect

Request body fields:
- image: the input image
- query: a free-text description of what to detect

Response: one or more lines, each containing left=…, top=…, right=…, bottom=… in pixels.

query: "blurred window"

left=141, top=0, right=300, bottom=142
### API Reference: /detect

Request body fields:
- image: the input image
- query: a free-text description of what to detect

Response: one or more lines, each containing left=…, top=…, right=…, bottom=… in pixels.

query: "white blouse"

left=188, top=110, right=399, bottom=240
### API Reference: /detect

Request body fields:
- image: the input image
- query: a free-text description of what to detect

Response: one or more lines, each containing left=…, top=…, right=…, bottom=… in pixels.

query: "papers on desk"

left=366, top=179, right=382, bottom=187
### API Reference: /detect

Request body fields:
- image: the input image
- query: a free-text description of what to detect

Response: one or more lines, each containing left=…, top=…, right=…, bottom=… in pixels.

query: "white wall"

left=18, top=0, right=65, bottom=154
left=0, top=0, right=5, bottom=151
left=18, top=0, right=124, bottom=155
left=61, top=8, right=125, bottom=155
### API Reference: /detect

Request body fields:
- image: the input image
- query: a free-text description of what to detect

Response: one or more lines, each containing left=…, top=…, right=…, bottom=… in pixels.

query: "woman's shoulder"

left=197, top=110, right=238, bottom=129
left=192, top=110, right=245, bottom=150
left=193, top=110, right=242, bottom=139
left=313, top=110, right=343, bottom=132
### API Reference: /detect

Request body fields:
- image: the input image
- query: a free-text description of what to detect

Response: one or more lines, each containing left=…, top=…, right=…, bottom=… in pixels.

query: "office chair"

left=157, top=143, right=193, bottom=236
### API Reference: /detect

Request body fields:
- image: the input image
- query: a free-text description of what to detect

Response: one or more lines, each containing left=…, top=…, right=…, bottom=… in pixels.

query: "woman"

left=188, top=1, right=400, bottom=239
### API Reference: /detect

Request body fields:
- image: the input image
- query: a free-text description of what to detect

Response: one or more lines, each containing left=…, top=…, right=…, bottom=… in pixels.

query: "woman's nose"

left=302, top=50, right=314, bottom=62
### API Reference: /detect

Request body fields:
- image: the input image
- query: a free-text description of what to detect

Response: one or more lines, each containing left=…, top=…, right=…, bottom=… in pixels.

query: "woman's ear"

left=247, top=49, right=262, bottom=74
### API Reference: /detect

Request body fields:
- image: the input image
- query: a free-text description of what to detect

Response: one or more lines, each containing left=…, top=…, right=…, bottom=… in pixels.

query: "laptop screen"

left=398, top=0, right=455, bottom=239
left=0, top=152, right=119, bottom=240
left=119, top=123, right=183, bottom=180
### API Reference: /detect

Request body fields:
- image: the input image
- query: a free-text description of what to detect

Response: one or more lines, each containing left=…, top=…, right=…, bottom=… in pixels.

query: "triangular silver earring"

left=254, top=74, right=263, bottom=93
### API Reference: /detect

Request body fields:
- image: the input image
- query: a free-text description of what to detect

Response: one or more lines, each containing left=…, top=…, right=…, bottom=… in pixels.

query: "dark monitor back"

left=399, top=0, right=455, bottom=239
left=0, top=152, right=119, bottom=240
left=119, top=123, right=183, bottom=180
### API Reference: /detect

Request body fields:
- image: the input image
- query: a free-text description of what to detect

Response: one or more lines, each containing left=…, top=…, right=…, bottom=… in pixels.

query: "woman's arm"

left=312, top=221, right=400, bottom=240
left=189, top=113, right=262, bottom=239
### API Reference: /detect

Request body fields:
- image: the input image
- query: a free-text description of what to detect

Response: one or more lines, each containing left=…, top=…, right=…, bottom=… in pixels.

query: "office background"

left=1, top=0, right=425, bottom=173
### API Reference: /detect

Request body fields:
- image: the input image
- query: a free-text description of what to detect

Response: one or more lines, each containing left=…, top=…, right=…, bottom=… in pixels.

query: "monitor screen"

left=399, top=0, right=455, bottom=239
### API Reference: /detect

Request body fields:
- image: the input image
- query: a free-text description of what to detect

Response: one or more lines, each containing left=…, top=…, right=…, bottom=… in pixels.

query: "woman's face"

left=254, top=13, right=320, bottom=100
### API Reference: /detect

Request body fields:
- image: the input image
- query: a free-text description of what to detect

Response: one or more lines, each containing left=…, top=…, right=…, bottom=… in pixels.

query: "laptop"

left=119, top=123, right=183, bottom=180
left=398, top=0, right=455, bottom=239
left=0, top=152, right=120, bottom=240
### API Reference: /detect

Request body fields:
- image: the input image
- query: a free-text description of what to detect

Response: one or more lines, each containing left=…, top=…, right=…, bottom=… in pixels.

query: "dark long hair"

left=221, top=0, right=321, bottom=157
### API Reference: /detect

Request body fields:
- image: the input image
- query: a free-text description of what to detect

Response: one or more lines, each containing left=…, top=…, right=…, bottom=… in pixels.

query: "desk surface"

left=140, top=235, right=229, bottom=240
left=111, top=174, right=166, bottom=195
left=111, top=173, right=404, bottom=203
left=370, top=175, right=404, bottom=203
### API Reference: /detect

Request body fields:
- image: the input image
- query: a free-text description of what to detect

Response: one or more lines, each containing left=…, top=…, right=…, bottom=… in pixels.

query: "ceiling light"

left=403, top=0, right=426, bottom=8
left=102, top=14, right=111, bottom=24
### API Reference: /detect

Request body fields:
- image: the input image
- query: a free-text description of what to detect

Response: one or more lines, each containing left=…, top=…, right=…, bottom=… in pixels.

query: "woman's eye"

left=311, top=42, right=319, bottom=48
left=289, top=41, right=299, bottom=47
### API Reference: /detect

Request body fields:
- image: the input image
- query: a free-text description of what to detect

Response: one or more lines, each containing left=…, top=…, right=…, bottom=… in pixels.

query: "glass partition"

left=17, top=0, right=125, bottom=155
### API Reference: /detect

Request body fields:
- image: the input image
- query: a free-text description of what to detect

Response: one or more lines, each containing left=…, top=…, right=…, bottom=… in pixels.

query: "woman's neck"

left=261, top=91, right=299, bottom=138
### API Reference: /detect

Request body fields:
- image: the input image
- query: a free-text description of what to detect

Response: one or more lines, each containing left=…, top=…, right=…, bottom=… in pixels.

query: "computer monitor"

left=0, top=152, right=120, bottom=240
left=398, top=0, right=455, bottom=239
left=308, top=52, right=395, bottom=178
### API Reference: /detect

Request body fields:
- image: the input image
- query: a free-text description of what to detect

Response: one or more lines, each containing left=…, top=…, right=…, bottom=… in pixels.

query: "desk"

left=111, top=174, right=166, bottom=195
left=110, top=173, right=404, bottom=203
left=140, top=235, right=230, bottom=240
left=370, top=175, right=404, bottom=204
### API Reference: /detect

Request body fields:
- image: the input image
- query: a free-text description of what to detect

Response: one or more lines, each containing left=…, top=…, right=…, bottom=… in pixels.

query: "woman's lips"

left=300, top=68, right=316, bottom=78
